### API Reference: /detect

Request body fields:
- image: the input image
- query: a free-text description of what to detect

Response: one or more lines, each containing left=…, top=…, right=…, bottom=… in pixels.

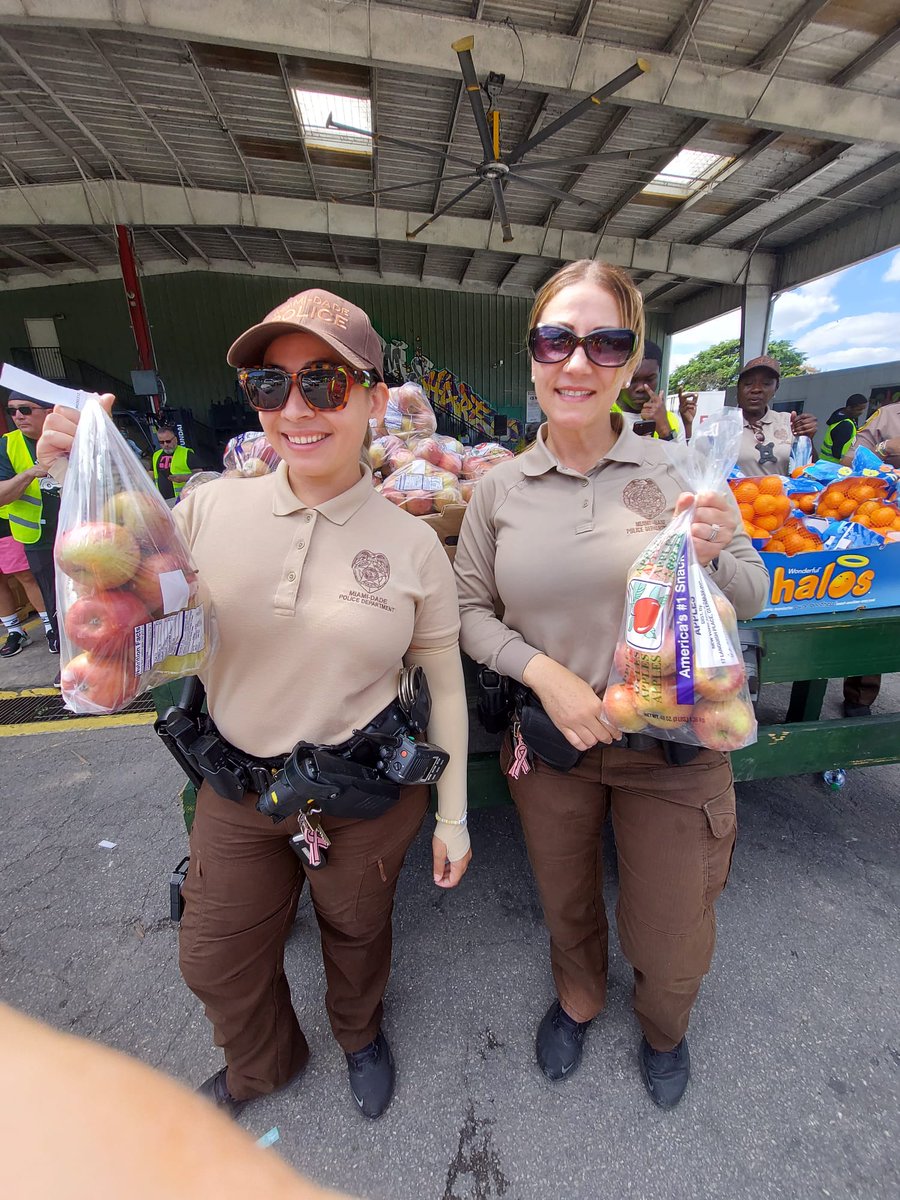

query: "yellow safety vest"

left=3, top=430, right=43, bottom=544
left=153, top=444, right=192, bottom=499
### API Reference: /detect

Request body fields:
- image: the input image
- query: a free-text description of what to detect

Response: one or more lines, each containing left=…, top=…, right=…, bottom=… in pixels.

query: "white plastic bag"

left=56, top=397, right=217, bottom=714
left=601, top=408, right=757, bottom=751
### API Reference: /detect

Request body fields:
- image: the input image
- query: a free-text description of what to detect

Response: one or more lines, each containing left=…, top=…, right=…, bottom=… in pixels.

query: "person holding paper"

left=0, top=391, right=61, bottom=657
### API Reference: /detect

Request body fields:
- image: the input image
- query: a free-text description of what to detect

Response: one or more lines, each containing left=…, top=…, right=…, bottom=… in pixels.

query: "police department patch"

left=622, top=478, right=666, bottom=518
left=352, top=549, right=390, bottom=593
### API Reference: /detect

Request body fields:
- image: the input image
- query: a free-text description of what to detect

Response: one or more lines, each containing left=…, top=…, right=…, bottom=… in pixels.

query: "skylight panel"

left=643, top=149, right=733, bottom=199
left=293, top=90, right=372, bottom=154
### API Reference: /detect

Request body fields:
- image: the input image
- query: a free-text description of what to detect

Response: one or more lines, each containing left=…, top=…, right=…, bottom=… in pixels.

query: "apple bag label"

left=133, top=605, right=206, bottom=675
left=158, top=569, right=191, bottom=616
left=689, top=564, right=740, bottom=670
left=0, top=362, right=96, bottom=411
left=673, top=541, right=695, bottom=705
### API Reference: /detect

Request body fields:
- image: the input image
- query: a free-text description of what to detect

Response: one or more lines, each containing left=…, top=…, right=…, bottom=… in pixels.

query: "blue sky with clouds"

left=670, top=245, right=900, bottom=373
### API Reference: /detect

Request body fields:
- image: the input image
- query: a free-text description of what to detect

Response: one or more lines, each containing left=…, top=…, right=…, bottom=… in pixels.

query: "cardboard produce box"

left=757, top=542, right=900, bottom=617
left=421, top=503, right=466, bottom=562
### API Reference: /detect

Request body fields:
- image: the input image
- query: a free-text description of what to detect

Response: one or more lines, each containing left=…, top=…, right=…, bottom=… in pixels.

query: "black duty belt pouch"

left=516, top=688, right=585, bottom=773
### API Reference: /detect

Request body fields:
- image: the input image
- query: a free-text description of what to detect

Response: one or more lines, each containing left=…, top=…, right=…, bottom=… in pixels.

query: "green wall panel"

left=0, top=271, right=670, bottom=429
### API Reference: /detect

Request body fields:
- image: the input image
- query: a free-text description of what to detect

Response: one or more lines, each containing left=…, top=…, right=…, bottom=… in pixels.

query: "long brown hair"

left=528, top=260, right=646, bottom=381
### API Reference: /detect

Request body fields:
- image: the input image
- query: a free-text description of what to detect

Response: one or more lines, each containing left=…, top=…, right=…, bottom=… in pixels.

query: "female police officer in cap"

left=37, top=289, right=471, bottom=1121
left=454, top=260, right=766, bottom=1109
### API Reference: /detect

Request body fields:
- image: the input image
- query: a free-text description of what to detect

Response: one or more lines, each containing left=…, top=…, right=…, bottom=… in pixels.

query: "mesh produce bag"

left=601, top=408, right=757, bottom=752
left=55, top=397, right=217, bottom=714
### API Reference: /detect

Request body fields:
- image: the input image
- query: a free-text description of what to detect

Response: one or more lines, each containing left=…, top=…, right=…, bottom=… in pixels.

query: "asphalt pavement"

left=1, top=634, right=898, bottom=1200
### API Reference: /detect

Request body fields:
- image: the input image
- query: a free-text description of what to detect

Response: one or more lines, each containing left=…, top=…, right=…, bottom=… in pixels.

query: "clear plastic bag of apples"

left=601, top=408, right=757, bottom=752
left=55, top=398, right=217, bottom=714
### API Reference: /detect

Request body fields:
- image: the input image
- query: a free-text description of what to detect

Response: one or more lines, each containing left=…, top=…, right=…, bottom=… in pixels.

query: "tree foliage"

left=670, top=338, right=809, bottom=391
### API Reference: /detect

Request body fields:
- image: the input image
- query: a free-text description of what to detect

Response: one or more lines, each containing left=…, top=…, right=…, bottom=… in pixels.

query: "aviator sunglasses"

left=528, top=324, right=637, bottom=368
left=238, top=364, right=376, bottom=413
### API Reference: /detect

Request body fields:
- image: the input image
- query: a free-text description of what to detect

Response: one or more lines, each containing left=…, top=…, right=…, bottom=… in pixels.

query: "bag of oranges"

left=602, top=408, right=757, bottom=753
left=729, top=475, right=793, bottom=543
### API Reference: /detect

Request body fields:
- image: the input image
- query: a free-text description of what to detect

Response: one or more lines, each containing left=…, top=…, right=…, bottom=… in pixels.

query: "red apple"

left=56, top=522, right=140, bottom=589
left=690, top=696, right=756, bottom=751
left=694, top=661, right=745, bottom=701
left=129, top=552, right=195, bottom=616
left=60, top=650, right=138, bottom=713
left=102, top=489, right=173, bottom=548
left=602, top=682, right=646, bottom=733
left=64, top=590, right=151, bottom=657
left=404, top=494, right=435, bottom=516
left=635, top=681, right=693, bottom=728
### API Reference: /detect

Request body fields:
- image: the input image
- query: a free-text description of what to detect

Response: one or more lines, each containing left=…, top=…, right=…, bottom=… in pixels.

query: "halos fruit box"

left=756, top=542, right=900, bottom=617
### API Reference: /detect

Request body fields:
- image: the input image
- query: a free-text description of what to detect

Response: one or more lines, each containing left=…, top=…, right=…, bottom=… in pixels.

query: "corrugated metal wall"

left=0, top=271, right=671, bottom=425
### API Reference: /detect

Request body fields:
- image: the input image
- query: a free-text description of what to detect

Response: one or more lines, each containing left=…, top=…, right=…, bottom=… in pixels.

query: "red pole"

left=115, top=224, right=161, bottom=416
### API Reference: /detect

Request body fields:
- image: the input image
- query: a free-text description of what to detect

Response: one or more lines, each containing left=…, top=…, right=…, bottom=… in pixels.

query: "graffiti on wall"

left=381, top=334, right=523, bottom=443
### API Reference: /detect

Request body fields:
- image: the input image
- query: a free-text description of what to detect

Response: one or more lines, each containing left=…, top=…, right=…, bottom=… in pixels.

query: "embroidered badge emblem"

left=352, top=549, right=390, bottom=593
left=622, top=478, right=666, bottom=519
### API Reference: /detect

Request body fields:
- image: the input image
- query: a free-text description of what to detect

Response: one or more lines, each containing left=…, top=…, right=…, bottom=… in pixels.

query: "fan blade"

left=510, top=145, right=684, bottom=173
left=508, top=60, right=649, bottom=163
left=488, top=176, right=514, bottom=243
left=507, top=170, right=605, bottom=212
left=407, top=178, right=484, bottom=239
left=452, top=36, right=498, bottom=162
left=326, top=114, right=481, bottom=171
left=332, top=172, right=474, bottom=203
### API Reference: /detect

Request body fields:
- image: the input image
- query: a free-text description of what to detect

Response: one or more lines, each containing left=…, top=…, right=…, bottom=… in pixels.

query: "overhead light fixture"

left=642, top=149, right=733, bottom=199
left=293, top=89, right=372, bottom=155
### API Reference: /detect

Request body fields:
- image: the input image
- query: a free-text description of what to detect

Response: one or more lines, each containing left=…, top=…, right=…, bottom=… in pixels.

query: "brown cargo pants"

left=179, top=780, right=429, bottom=1101
left=502, top=737, right=736, bottom=1052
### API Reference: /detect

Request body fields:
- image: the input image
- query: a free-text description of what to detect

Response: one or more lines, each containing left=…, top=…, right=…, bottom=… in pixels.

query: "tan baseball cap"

left=227, top=289, right=384, bottom=379
left=738, top=355, right=781, bottom=381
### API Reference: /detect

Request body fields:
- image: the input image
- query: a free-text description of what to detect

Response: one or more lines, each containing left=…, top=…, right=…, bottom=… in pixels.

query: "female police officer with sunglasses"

left=37, top=289, right=471, bottom=1121
left=454, top=261, right=766, bottom=1109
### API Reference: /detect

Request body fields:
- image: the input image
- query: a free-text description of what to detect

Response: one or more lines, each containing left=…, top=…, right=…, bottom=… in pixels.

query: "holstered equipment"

left=155, top=667, right=449, bottom=820
left=474, top=666, right=702, bottom=771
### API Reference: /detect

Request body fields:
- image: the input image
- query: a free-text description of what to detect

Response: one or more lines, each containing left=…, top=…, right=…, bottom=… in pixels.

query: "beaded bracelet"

left=435, top=813, right=468, bottom=826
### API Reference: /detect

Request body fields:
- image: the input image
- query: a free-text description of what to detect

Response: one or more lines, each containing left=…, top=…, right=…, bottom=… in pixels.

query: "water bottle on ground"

left=823, top=768, right=846, bottom=790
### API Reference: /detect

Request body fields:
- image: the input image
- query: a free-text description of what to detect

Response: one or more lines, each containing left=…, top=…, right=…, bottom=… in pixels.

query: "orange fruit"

left=756, top=515, right=781, bottom=532
left=782, top=531, right=808, bottom=555
left=765, top=539, right=786, bottom=553
left=871, top=506, right=896, bottom=528
left=733, top=480, right=759, bottom=505
left=753, top=494, right=778, bottom=517
left=774, top=495, right=792, bottom=518
left=856, top=500, right=881, bottom=517
left=847, top=481, right=878, bottom=502
left=838, top=498, right=858, bottom=519
left=797, top=493, right=816, bottom=514
left=854, top=514, right=871, bottom=528
left=738, top=503, right=755, bottom=523
left=790, top=466, right=805, bottom=479
left=758, top=476, right=783, bottom=495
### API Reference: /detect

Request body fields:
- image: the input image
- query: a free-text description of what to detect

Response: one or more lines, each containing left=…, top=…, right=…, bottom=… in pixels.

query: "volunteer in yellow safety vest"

left=152, top=426, right=197, bottom=501
left=0, top=392, right=61, bottom=656
left=612, top=338, right=681, bottom=440
left=819, top=394, right=868, bottom=463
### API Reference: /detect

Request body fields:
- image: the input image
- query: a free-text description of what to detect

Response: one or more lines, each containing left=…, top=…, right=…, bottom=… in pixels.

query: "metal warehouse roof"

left=0, top=0, right=898, bottom=330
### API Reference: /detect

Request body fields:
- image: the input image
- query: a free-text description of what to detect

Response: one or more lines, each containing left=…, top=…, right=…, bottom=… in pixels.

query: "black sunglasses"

left=238, top=365, right=376, bottom=413
left=528, top=325, right=637, bottom=368
left=7, top=405, right=37, bottom=416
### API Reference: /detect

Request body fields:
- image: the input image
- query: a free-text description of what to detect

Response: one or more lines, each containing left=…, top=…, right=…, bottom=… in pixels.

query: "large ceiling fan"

left=327, top=38, right=675, bottom=243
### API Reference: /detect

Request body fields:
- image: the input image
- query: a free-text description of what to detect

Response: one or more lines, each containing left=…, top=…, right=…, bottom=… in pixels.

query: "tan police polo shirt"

left=174, top=463, right=460, bottom=758
left=736, top=407, right=793, bottom=476
left=853, top=404, right=900, bottom=469
left=454, top=421, right=768, bottom=693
